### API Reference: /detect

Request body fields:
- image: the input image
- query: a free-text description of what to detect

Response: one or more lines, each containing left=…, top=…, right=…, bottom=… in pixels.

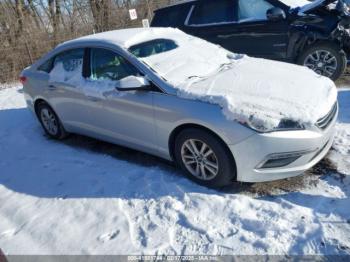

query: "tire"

left=37, top=102, right=68, bottom=140
left=174, top=128, right=236, bottom=188
left=297, top=42, right=347, bottom=81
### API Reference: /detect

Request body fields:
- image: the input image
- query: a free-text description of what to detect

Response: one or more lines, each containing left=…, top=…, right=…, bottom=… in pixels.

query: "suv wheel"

left=174, top=128, right=236, bottom=188
left=37, top=102, right=68, bottom=139
left=297, top=42, right=346, bottom=80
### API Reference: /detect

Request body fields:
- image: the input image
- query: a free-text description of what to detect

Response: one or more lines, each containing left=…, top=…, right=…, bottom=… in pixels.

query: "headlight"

left=244, top=117, right=305, bottom=133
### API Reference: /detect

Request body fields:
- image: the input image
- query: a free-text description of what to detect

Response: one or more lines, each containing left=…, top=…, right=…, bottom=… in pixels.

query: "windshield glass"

left=279, top=0, right=310, bottom=8
left=129, top=30, right=234, bottom=86
left=129, top=39, right=178, bottom=58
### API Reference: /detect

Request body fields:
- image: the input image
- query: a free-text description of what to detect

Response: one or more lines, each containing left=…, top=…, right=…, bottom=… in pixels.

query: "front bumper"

left=229, top=109, right=338, bottom=183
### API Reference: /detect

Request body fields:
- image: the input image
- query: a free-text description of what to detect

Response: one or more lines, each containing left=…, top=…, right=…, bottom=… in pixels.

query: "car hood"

left=175, top=56, right=338, bottom=131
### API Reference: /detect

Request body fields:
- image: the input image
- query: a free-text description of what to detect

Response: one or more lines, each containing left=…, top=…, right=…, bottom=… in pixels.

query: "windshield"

left=129, top=30, right=234, bottom=86
left=278, top=0, right=311, bottom=8
left=129, top=39, right=178, bottom=58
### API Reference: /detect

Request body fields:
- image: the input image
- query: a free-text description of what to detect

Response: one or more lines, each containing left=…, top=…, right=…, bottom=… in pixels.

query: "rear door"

left=182, top=0, right=289, bottom=60
left=183, top=0, right=240, bottom=51
left=43, top=48, right=99, bottom=130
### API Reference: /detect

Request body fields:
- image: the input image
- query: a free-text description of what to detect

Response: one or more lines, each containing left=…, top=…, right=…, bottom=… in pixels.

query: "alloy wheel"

left=40, top=108, right=58, bottom=136
left=303, top=50, right=337, bottom=78
left=181, top=139, right=219, bottom=181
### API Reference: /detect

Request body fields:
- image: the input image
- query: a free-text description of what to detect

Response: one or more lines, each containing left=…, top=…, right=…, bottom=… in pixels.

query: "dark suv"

left=152, top=0, right=350, bottom=80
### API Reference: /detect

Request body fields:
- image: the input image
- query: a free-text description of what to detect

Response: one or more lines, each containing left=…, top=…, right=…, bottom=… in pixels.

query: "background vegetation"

left=0, top=0, right=176, bottom=83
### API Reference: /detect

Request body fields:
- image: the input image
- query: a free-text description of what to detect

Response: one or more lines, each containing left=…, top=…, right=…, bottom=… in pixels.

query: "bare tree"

left=0, top=0, right=177, bottom=83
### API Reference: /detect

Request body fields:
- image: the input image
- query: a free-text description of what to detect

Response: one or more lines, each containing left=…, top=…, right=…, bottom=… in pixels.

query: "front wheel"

left=297, top=42, right=347, bottom=81
left=174, top=128, right=236, bottom=188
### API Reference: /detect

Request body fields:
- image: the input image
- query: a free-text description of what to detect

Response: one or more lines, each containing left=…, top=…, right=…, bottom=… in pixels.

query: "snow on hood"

left=140, top=29, right=337, bottom=130
left=280, top=0, right=335, bottom=13
left=176, top=57, right=337, bottom=130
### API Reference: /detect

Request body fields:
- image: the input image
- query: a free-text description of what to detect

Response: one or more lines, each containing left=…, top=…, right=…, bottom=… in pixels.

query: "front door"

left=85, top=47, right=157, bottom=153
left=183, top=0, right=289, bottom=60
left=231, top=0, right=290, bottom=60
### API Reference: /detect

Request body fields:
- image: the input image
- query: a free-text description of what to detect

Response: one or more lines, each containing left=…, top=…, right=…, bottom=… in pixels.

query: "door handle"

left=48, top=85, right=57, bottom=90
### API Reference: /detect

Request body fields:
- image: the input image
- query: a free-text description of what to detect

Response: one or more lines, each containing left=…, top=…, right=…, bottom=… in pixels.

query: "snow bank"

left=139, top=29, right=337, bottom=130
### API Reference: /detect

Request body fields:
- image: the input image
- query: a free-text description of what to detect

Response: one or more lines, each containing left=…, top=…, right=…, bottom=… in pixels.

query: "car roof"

left=57, top=27, right=181, bottom=49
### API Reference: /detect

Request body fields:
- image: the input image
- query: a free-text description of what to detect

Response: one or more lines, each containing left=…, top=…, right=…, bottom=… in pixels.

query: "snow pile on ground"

left=138, top=29, right=337, bottom=130
left=0, top=85, right=349, bottom=255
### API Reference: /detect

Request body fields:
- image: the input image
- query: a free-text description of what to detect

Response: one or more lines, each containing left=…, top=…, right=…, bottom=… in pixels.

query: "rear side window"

left=152, top=8, right=182, bottom=27
left=90, top=48, right=140, bottom=81
left=53, top=48, right=84, bottom=73
left=37, top=57, right=54, bottom=73
left=129, top=39, right=178, bottom=58
left=188, top=0, right=235, bottom=25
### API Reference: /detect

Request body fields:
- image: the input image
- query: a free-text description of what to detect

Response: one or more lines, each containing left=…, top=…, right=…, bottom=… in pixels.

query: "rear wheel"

left=174, top=128, right=236, bottom=188
left=297, top=42, right=346, bottom=80
left=37, top=102, right=68, bottom=139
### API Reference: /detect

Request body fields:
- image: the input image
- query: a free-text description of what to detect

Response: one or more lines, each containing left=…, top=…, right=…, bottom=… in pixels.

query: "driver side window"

left=90, top=48, right=140, bottom=81
left=238, top=0, right=274, bottom=22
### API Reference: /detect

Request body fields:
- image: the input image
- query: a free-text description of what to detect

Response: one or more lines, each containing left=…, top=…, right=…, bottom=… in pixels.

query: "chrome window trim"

left=184, top=4, right=237, bottom=28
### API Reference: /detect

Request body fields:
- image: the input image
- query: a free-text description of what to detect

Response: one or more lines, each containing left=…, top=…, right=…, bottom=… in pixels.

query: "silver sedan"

left=21, top=28, right=338, bottom=187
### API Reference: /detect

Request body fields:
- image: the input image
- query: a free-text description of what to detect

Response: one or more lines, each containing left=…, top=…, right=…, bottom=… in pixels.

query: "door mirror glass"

left=116, top=76, right=150, bottom=91
left=266, top=7, right=286, bottom=22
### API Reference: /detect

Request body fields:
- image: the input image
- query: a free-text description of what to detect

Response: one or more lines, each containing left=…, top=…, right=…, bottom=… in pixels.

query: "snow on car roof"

left=58, top=27, right=183, bottom=49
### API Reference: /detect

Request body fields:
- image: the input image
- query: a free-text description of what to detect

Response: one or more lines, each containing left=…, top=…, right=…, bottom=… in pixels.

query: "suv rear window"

left=129, top=39, right=178, bottom=58
left=188, top=0, right=235, bottom=25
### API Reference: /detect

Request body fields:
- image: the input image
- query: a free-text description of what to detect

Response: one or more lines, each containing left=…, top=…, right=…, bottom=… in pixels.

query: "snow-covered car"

left=20, top=28, right=338, bottom=187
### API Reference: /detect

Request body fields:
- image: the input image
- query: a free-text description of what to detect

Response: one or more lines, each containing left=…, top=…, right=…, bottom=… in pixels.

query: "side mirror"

left=116, top=76, right=150, bottom=91
left=267, top=7, right=286, bottom=22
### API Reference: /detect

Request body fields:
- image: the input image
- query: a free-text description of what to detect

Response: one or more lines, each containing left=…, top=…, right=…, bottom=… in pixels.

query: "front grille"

left=316, top=103, right=338, bottom=130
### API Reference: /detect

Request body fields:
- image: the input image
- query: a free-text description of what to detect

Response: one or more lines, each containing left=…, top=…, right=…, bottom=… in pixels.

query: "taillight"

left=19, top=76, right=27, bottom=84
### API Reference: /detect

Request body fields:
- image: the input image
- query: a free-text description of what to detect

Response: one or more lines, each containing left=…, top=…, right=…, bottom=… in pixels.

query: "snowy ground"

left=0, top=84, right=349, bottom=255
